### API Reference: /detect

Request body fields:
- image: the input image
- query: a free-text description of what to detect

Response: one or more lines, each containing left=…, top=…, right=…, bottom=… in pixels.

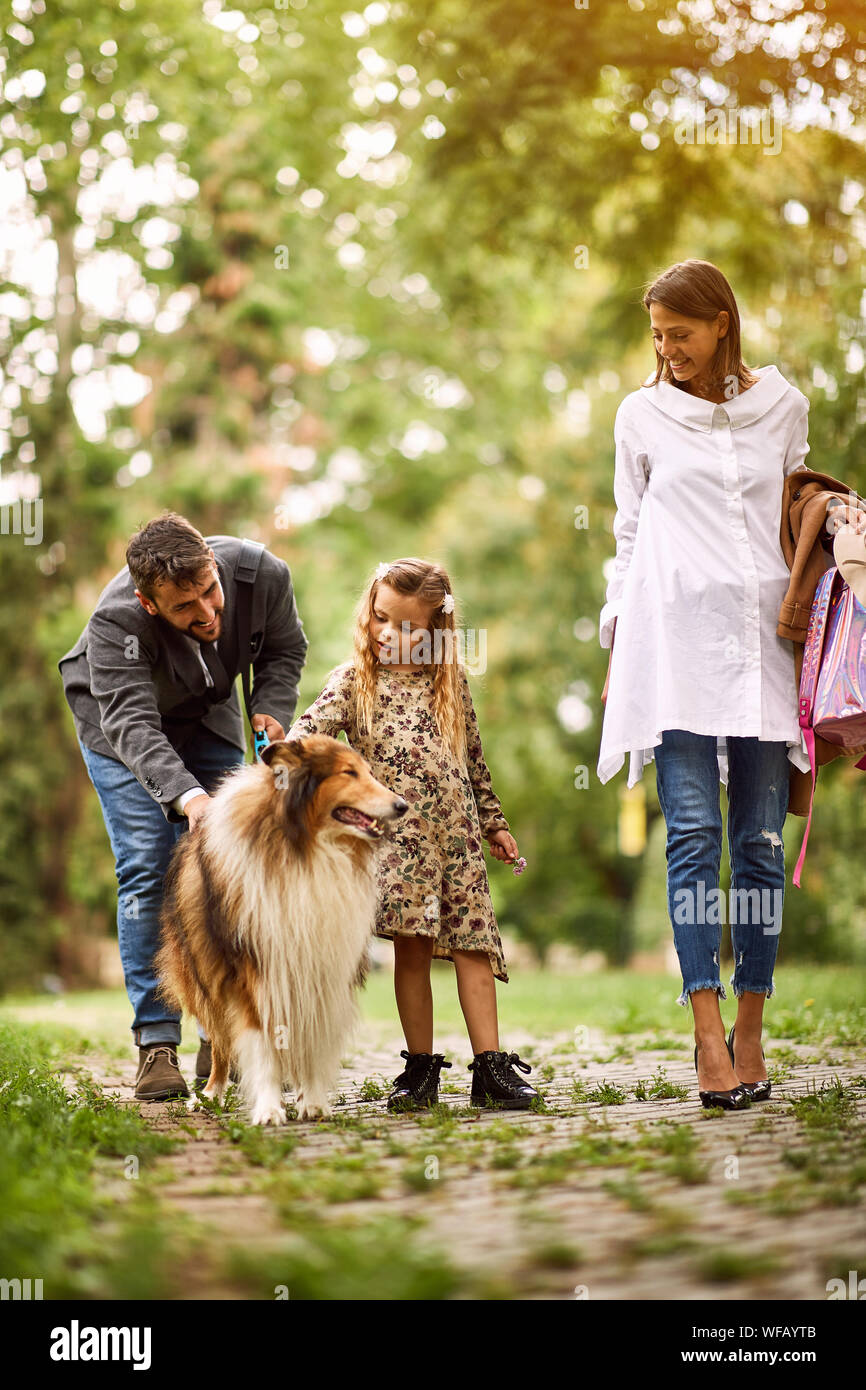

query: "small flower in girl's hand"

left=512, top=856, right=527, bottom=876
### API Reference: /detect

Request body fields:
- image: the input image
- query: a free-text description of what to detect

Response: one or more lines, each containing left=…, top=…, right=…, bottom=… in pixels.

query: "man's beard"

left=190, top=611, right=223, bottom=639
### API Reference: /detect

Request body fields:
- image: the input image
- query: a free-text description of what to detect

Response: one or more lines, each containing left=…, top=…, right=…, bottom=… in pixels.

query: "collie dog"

left=155, top=735, right=407, bottom=1125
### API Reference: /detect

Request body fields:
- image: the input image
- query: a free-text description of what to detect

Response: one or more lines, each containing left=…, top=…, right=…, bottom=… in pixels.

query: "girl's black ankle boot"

left=468, top=1050, right=539, bottom=1109
left=387, top=1050, right=452, bottom=1112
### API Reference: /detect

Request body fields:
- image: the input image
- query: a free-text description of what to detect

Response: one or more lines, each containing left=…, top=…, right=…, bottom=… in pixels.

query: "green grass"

left=2, top=966, right=864, bottom=1300
left=0, top=1019, right=186, bottom=1298
left=695, top=1247, right=782, bottom=1282
left=601, top=1176, right=655, bottom=1211
left=722, top=1077, right=866, bottom=1217
left=789, top=1077, right=855, bottom=1132
left=222, top=1213, right=486, bottom=1300
left=358, top=1076, right=386, bottom=1101
left=269, top=1153, right=386, bottom=1206
left=3, top=964, right=864, bottom=1046
left=633, top=1067, right=689, bottom=1101
left=586, top=1080, right=628, bottom=1105
left=530, top=1239, right=583, bottom=1270
left=0, top=1016, right=487, bottom=1299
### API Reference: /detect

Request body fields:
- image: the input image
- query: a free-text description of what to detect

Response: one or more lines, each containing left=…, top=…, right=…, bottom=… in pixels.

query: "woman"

left=597, top=259, right=865, bottom=1109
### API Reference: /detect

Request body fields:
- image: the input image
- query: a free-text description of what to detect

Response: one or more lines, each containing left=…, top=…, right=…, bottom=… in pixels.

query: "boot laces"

left=392, top=1050, right=452, bottom=1086
left=142, top=1045, right=178, bottom=1070
left=468, top=1051, right=531, bottom=1075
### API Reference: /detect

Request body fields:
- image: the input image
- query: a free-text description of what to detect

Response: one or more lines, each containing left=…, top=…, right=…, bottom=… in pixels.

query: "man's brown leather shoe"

left=135, top=1044, right=190, bottom=1101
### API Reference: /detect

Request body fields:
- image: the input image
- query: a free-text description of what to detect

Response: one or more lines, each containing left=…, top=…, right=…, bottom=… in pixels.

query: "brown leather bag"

left=779, top=469, right=866, bottom=817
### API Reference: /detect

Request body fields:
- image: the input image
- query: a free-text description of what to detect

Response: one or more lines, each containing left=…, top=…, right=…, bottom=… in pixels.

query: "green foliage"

left=632, top=1067, right=689, bottom=1101
left=223, top=1215, right=469, bottom=1301
left=585, top=1079, right=628, bottom=1106
left=2, top=0, right=865, bottom=988
left=358, top=1076, right=386, bottom=1101
left=0, top=1020, right=182, bottom=1297
left=695, top=1248, right=782, bottom=1283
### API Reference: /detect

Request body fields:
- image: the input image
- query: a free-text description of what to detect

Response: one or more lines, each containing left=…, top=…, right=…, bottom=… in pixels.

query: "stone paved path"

left=63, top=1025, right=866, bottom=1301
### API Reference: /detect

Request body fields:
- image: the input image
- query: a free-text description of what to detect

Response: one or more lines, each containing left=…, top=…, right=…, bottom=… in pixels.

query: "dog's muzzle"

left=332, top=798, right=408, bottom=838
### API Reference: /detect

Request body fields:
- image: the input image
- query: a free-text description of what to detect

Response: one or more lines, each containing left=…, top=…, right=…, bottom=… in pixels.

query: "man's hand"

left=252, top=713, right=285, bottom=742
left=487, top=829, right=519, bottom=863
left=184, top=793, right=210, bottom=833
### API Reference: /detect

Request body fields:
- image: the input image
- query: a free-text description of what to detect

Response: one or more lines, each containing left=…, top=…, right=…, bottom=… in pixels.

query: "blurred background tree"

left=1, top=0, right=863, bottom=990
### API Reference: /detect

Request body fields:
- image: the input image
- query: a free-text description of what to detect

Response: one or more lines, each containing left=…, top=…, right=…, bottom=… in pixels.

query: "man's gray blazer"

left=58, top=535, right=308, bottom=821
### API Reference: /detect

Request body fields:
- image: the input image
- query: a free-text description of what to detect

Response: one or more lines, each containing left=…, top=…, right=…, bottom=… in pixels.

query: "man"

left=59, top=512, right=308, bottom=1100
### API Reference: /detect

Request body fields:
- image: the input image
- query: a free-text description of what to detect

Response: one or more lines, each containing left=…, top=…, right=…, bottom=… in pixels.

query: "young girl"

left=597, top=258, right=866, bottom=1111
left=286, top=557, right=539, bottom=1111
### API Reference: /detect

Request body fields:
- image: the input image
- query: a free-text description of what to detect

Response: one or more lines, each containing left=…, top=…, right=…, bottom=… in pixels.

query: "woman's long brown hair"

left=351, top=558, right=467, bottom=765
left=640, top=258, right=759, bottom=395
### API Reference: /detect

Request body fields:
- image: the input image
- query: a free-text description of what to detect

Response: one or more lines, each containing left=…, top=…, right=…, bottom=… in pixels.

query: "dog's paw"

left=251, top=1102, right=287, bottom=1127
left=202, top=1083, right=226, bottom=1105
left=297, top=1099, right=331, bottom=1121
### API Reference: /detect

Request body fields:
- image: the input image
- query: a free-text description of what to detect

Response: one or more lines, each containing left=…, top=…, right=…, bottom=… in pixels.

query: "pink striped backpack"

left=793, top=564, right=866, bottom=886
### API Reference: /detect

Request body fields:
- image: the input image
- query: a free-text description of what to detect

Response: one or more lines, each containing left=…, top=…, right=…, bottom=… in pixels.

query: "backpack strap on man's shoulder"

left=234, top=538, right=265, bottom=584
left=233, top=540, right=265, bottom=746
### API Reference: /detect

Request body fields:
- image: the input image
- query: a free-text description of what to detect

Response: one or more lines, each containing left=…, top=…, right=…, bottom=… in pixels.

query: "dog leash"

left=234, top=538, right=266, bottom=764
left=254, top=728, right=270, bottom=761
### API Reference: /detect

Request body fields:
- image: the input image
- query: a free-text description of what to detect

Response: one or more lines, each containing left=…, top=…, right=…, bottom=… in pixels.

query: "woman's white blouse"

left=597, top=364, right=813, bottom=791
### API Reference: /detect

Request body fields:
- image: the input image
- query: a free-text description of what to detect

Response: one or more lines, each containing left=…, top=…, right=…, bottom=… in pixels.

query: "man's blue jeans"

left=79, top=729, right=245, bottom=1046
left=653, top=730, right=790, bottom=1009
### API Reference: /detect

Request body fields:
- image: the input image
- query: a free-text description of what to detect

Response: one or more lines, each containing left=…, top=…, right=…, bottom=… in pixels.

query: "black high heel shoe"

left=726, top=1025, right=771, bottom=1102
left=694, top=1044, right=750, bottom=1110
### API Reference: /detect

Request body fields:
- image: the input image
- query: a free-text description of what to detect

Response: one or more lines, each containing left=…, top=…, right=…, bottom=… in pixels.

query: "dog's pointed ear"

left=260, top=739, right=303, bottom=769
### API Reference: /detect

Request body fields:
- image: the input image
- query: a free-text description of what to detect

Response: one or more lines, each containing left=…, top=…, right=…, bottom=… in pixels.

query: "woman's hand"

left=601, top=620, right=615, bottom=704
left=488, top=829, right=519, bottom=863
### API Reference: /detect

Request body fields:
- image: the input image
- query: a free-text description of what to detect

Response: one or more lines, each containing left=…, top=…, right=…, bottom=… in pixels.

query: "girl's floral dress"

left=287, top=661, right=510, bottom=982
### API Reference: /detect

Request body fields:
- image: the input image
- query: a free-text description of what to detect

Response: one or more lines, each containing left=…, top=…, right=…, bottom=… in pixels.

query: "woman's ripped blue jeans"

left=653, top=730, right=790, bottom=1009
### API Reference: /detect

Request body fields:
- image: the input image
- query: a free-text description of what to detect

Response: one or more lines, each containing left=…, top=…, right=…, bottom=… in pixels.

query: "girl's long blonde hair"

left=351, top=558, right=467, bottom=766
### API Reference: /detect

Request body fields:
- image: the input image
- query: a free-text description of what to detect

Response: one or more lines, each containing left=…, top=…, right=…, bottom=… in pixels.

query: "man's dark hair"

left=126, top=512, right=213, bottom=599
